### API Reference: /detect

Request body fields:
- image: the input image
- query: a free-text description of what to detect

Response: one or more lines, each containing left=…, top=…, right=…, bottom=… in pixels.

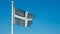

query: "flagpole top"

left=11, top=1, right=14, bottom=3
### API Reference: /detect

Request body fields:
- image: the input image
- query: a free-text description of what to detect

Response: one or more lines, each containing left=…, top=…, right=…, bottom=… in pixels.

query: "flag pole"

left=11, top=1, right=14, bottom=34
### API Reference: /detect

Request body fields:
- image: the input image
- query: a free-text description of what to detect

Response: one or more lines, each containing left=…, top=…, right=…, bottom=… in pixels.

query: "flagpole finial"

left=12, top=1, right=14, bottom=3
left=12, top=0, right=14, bottom=1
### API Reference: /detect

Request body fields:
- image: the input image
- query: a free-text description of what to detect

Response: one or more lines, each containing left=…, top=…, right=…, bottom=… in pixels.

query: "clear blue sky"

left=0, top=0, right=60, bottom=34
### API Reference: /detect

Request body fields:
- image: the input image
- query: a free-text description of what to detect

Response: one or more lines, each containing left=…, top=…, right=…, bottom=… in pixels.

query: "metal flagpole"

left=11, top=1, right=14, bottom=34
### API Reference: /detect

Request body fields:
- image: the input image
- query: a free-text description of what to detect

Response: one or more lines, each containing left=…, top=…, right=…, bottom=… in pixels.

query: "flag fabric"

left=13, top=8, right=34, bottom=27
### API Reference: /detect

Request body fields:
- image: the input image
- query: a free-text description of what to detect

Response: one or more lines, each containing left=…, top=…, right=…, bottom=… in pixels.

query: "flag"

left=13, top=8, right=34, bottom=27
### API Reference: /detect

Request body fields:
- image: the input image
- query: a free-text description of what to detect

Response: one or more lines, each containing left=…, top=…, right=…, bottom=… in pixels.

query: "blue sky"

left=0, top=0, right=60, bottom=34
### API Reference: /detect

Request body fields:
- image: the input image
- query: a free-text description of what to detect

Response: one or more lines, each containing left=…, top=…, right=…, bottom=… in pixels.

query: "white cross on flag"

left=13, top=8, right=34, bottom=27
